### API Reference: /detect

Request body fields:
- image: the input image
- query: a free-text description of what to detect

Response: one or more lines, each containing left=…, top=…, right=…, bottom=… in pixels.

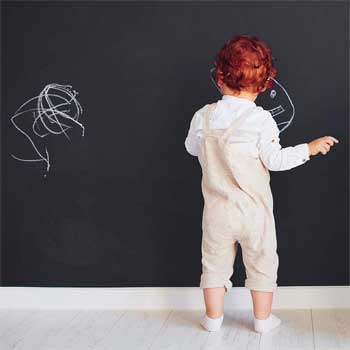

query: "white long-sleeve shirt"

left=184, top=94, right=310, bottom=171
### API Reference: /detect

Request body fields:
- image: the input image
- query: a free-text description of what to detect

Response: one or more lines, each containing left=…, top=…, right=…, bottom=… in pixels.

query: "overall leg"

left=200, top=240, right=238, bottom=332
left=240, top=215, right=280, bottom=333
left=200, top=240, right=239, bottom=318
left=242, top=244, right=281, bottom=333
left=199, top=198, right=243, bottom=331
left=242, top=242, right=279, bottom=319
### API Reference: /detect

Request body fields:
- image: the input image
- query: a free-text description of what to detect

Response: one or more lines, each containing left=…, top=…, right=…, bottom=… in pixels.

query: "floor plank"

left=0, top=310, right=45, bottom=350
left=14, top=310, right=81, bottom=350
left=94, top=310, right=171, bottom=350
left=0, top=308, right=348, bottom=350
left=41, top=309, right=125, bottom=350
left=148, top=310, right=210, bottom=350
left=259, top=309, right=314, bottom=350
left=312, top=309, right=350, bottom=350
left=202, top=310, right=260, bottom=350
left=0, top=310, right=36, bottom=339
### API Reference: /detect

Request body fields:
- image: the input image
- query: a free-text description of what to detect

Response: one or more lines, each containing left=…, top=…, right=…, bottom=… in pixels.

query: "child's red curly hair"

left=214, top=34, right=277, bottom=94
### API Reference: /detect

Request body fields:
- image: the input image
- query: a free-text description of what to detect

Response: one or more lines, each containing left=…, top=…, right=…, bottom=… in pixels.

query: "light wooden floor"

left=0, top=308, right=349, bottom=350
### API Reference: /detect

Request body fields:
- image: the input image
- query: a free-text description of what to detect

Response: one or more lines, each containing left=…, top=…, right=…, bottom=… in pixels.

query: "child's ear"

left=216, top=69, right=225, bottom=86
left=217, top=79, right=224, bottom=89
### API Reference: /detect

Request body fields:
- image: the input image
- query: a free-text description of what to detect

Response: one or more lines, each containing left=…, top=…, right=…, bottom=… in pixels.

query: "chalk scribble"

left=10, top=83, right=84, bottom=175
left=209, top=67, right=295, bottom=133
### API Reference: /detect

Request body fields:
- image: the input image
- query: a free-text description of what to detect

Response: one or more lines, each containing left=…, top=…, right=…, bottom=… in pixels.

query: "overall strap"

left=220, top=105, right=256, bottom=144
left=203, top=103, right=217, bottom=133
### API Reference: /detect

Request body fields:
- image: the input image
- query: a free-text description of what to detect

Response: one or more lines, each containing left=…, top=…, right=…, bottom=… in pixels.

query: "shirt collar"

left=221, top=94, right=256, bottom=107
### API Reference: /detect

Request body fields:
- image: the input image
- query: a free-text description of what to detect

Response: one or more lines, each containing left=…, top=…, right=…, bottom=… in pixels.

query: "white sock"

left=200, top=313, right=224, bottom=332
left=254, top=313, right=281, bottom=333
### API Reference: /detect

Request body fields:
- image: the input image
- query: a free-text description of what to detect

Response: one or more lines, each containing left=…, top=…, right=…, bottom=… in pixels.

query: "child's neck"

left=221, top=86, right=259, bottom=102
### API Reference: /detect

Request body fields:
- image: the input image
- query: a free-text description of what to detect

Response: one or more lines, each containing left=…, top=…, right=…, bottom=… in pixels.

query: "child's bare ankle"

left=254, top=311, right=271, bottom=320
left=206, top=313, right=223, bottom=320
left=206, top=311, right=224, bottom=319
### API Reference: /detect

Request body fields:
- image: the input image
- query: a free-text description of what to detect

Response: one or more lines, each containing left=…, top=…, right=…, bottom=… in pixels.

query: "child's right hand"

left=308, top=136, right=339, bottom=156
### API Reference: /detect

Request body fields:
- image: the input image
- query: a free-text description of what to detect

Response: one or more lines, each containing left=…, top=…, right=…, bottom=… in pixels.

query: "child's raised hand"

left=308, top=136, right=339, bottom=156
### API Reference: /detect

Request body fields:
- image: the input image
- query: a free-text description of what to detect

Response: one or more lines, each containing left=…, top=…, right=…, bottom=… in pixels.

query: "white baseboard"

left=0, top=286, right=349, bottom=310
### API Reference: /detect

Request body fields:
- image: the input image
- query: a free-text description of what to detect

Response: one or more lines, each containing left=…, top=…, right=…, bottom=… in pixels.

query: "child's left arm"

left=257, top=112, right=311, bottom=171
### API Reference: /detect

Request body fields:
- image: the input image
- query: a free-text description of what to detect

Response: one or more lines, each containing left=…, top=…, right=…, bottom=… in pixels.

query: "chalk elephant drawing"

left=209, top=67, right=295, bottom=133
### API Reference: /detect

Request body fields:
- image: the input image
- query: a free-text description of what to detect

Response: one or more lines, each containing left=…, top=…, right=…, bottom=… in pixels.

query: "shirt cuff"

left=296, top=143, right=310, bottom=163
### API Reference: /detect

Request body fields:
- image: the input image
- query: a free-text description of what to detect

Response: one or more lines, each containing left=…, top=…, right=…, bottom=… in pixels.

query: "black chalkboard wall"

left=1, top=1, right=348, bottom=287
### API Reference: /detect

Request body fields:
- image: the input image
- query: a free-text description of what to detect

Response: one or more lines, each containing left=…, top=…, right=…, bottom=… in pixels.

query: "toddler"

left=184, top=35, right=338, bottom=334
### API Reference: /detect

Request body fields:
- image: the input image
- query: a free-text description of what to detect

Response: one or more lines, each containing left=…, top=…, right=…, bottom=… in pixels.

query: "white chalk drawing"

left=209, top=67, right=295, bottom=133
left=10, top=83, right=84, bottom=176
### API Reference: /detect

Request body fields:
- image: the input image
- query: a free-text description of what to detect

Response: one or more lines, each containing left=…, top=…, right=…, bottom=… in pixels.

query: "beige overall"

left=198, top=103, right=279, bottom=293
